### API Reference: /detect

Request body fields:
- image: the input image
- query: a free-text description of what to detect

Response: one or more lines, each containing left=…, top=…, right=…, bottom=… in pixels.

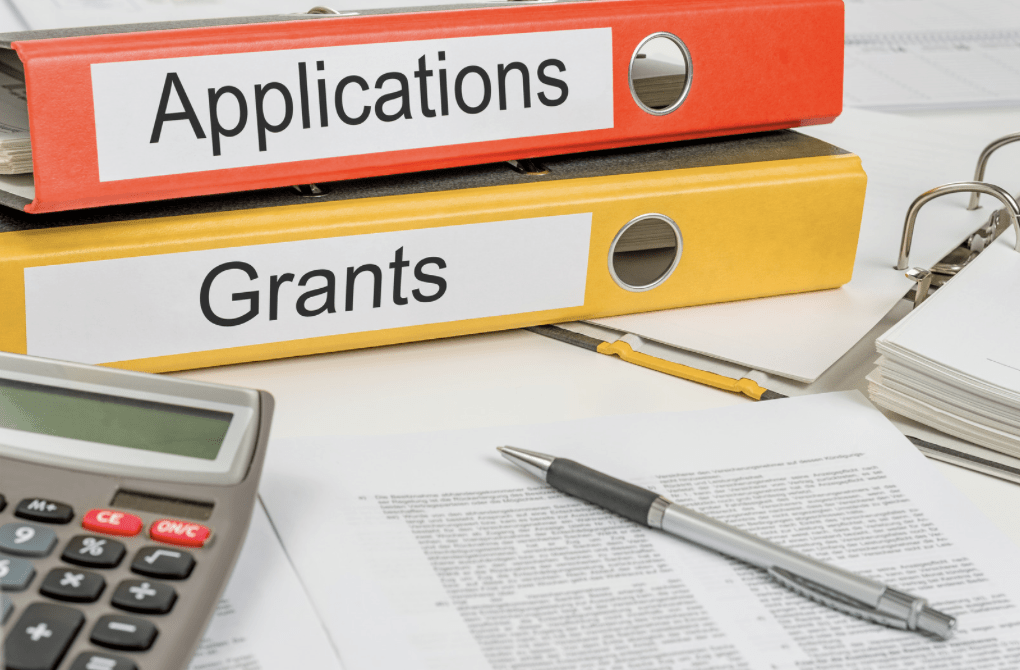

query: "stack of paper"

left=630, top=56, right=686, bottom=110
left=869, top=240, right=1020, bottom=456
left=0, top=49, right=30, bottom=174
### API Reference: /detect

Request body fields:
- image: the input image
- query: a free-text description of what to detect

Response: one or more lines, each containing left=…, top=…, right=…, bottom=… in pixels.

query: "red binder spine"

left=17, top=0, right=843, bottom=213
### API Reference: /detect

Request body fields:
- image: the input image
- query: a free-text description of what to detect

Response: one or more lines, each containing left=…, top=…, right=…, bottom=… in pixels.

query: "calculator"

left=0, top=351, right=274, bottom=670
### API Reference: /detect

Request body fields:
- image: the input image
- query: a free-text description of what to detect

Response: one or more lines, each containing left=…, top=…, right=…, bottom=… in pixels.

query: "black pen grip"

left=547, top=459, right=660, bottom=526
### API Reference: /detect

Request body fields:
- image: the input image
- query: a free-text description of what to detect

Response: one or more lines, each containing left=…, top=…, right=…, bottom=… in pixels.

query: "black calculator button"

left=40, top=568, right=106, bottom=603
left=111, top=579, right=177, bottom=614
left=68, top=651, right=138, bottom=670
left=15, top=499, right=74, bottom=524
left=63, top=536, right=126, bottom=569
left=0, top=522, right=58, bottom=557
left=4, top=602, right=85, bottom=670
left=131, top=546, right=195, bottom=579
left=1, top=594, right=12, bottom=623
left=0, top=553, right=37, bottom=591
left=90, top=614, right=158, bottom=651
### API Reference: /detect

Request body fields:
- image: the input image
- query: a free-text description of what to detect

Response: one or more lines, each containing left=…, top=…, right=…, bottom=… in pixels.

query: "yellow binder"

left=0, top=131, right=865, bottom=373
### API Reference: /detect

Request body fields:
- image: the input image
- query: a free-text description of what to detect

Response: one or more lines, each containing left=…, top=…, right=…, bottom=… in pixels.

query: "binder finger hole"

left=629, top=33, right=692, bottom=115
left=609, top=214, right=682, bottom=292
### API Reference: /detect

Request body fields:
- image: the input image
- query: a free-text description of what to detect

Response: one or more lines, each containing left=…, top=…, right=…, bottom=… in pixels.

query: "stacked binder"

left=0, top=0, right=865, bottom=372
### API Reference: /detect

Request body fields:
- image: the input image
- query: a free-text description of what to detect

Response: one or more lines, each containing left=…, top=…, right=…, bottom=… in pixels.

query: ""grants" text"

left=199, top=247, right=447, bottom=327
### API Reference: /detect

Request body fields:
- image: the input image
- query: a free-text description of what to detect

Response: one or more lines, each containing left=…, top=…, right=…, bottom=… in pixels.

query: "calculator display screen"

left=0, top=377, right=231, bottom=460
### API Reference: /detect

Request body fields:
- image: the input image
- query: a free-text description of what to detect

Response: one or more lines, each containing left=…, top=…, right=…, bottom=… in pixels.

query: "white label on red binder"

left=23, top=213, right=592, bottom=364
left=90, top=29, right=614, bottom=182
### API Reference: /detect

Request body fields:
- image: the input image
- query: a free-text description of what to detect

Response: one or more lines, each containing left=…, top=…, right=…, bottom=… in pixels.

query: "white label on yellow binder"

left=23, top=214, right=592, bottom=364
left=90, top=28, right=614, bottom=182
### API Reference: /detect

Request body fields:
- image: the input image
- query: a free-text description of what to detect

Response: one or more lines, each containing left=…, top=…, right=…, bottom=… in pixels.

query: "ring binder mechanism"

left=896, top=181, right=1020, bottom=307
left=507, top=159, right=549, bottom=176
left=968, top=133, right=1020, bottom=210
left=870, top=136, right=1020, bottom=474
left=291, top=183, right=329, bottom=197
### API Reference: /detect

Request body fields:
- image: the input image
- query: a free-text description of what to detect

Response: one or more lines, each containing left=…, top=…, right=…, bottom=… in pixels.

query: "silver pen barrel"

left=655, top=499, right=956, bottom=639
left=654, top=500, right=887, bottom=606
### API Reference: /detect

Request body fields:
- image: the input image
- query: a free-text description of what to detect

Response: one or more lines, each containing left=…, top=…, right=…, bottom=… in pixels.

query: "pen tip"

left=496, top=446, right=554, bottom=481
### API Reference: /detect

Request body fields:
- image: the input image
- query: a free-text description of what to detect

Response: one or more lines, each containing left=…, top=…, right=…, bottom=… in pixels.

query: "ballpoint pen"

left=497, top=445, right=957, bottom=639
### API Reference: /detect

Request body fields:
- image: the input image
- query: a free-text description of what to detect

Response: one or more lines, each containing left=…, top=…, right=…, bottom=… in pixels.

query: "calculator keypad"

left=67, top=651, right=138, bottom=670
left=6, top=602, right=85, bottom=670
left=40, top=569, right=107, bottom=603
left=130, top=547, right=194, bottom=580
left=148, top=519, right=210, bottom=548
left=90, top=614, right=157, bottom=651
left=1, top=496, right=207, bottom=669
left=82, top=511, right=142, bottom=538
left=62, top=536, right=126, bottom=569
left=0, top=522, right=58, bottom=557
left=16, top=499, right=75, bottom=525
left=0, top=554, right=37, bottom=591
left=111, top=580, right=177, bottom=615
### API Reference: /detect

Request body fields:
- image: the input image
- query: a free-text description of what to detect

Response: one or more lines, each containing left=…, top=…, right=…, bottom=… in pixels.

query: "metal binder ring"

left=968, top=133, right=1020, bottom=210
left=307, top=6, right=342, bottom=13
left=896, top=181, right=1020, bottom=271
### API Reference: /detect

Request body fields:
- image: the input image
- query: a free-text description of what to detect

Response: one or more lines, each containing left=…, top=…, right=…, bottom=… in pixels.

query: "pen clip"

left=768, top=567, right=912, bottom=631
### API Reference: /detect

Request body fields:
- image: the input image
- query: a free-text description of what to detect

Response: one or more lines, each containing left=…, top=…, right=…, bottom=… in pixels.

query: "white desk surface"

left=174, top=105, right=1020, bottom=554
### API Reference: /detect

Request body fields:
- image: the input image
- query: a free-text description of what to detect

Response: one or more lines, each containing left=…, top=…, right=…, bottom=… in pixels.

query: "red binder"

left=3, top=0, right=843, bottom=213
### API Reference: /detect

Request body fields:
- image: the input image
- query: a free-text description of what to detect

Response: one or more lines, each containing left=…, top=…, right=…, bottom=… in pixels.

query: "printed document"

left=844, top=0, right=1020, bottom=110
left=187, top=501, right=341, bottom=670
left=259, top=393, right=1020, bottom=669
left=10, top=0, right=477, bottom=30
left=0, top=0, right=24, bottom=31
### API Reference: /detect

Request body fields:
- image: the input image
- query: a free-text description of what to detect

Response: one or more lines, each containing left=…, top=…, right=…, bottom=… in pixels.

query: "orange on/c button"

left=150, top=518, right=211, bottom=548
left=82, top=509, right=143, bottom=537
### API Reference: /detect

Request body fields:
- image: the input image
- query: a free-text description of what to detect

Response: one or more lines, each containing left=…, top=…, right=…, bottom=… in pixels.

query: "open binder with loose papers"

left=869, top=242, right=1020, bottom=458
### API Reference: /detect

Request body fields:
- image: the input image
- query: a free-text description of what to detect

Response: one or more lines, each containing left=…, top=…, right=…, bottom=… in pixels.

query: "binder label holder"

left=91, top=28, right=615, bottom=182
left=23, top=213, right=593, bottom=364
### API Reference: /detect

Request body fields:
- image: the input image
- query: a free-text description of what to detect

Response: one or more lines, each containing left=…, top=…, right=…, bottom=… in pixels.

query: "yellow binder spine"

left=0, top=145, right=865, bottom=373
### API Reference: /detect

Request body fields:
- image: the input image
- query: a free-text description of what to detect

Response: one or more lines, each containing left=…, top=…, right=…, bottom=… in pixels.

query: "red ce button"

left=82, top=509, right=143, bottom=537
left=150, top=518, right=211, bottom=548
